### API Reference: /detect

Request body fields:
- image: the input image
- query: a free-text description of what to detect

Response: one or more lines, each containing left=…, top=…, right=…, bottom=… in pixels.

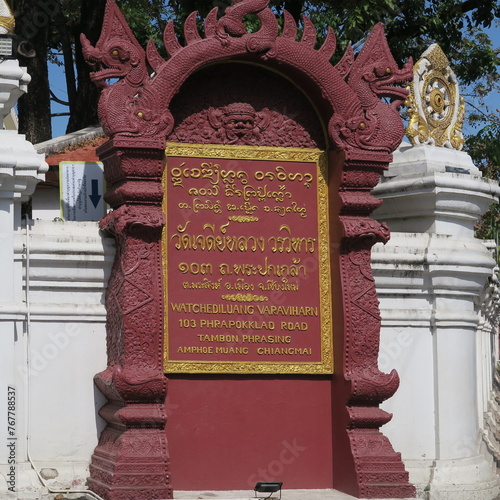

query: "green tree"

left=467, top=115, right=500, bottom=246
left=14, top=0, right=54, bottom=142
left=12, top=0, right=500, bottom=149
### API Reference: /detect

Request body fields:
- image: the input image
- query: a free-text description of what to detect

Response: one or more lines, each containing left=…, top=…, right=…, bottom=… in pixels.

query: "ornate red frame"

left=82, top=1, right=416, bottom=498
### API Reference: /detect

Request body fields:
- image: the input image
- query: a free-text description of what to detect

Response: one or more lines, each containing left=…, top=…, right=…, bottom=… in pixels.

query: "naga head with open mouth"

left=348, top=23, right=413, bottom=111
left=366, top=58, right=414, bottom=110
left=80, top=0, right=146, bottom=89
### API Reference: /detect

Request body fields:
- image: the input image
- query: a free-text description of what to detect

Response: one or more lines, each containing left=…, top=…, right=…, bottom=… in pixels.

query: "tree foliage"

left=467, top=117, right=500, bottom=242
left=12, top=0, right=500, bottom=152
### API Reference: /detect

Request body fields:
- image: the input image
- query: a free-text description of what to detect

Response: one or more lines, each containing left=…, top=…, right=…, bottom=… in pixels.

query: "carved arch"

left=82, top=0, right=411, bottom=154
left=83, top=1, right=416, bottom=498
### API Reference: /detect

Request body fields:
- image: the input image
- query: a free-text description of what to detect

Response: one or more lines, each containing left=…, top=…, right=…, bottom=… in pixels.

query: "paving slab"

left=174, top=490, right=422, bottom=500
left=37, top=490, right=423, bottom=500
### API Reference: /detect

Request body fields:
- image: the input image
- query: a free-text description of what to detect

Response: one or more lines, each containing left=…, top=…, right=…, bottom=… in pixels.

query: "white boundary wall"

left=1, top=56, right=500, bottom=499
left=0, top=221, right=112, bottom=499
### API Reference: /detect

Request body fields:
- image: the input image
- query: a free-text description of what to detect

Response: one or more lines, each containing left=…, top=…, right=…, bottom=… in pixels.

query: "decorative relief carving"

left=208, top=103, right=270, bottom=144
left=88, top=142, right=170, bottom=499
left=221, top=293, right=269, bottom=302
left=82, top=1, right=410, bottom=154
left=80, top=1, right=173, bottom=138
left=338, top=154, right=415, bottom=497
left=171, top=103, right=320, bottom=148
left=84, top=0, right=414, bottom=498
left=89, top=414, right=171, bottom=498
left=168, top=65, right=324, bottom=149
left=348, top=429, right=414, bottom=497
left=341, top=218, right=390, bottom=243
left=339, top=23, right=413, bottom=153
left=0, top=0, right=14, bottom=34
left=406, top=44, right=465, bottom=150
left=347, top=406, right=394, bottom=428
left=350, top=366, right=400, bottom=404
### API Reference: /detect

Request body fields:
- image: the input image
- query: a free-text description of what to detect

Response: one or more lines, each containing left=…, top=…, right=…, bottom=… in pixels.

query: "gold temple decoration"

left=406, top=44, right=465, bottom=150
left=0, top=0, right=14, bottom=34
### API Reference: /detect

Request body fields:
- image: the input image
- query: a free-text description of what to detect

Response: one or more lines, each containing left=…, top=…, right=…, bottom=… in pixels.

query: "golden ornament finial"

left=406, top=44, right=465, bottom=150
left=0, top=0, right=15, bottom=34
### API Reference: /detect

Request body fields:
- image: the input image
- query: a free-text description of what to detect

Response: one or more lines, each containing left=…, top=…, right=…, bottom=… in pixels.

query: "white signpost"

left=59, top=161, right=106, bottom=221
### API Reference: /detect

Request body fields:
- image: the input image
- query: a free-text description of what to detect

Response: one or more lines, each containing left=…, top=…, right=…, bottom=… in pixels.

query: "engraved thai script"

left=264, top=201, right=307, bottom=219
left=258, top=279, right=299, bottom=291
left=187, top=186, right=220, bottom=196
left=177, top=198, right=222, bottom=214
left=182, top=278, right=222, bottom=289
left=219, top=257, right=306, bottom=277
left=225, top=279, right=254, bottom=291
left=221, top=169, right=249, bottom=186
left=172, top=232, right=315, bottom=253
left=268, top=226, right=315, bottom=252
left=226, top=202, right=258, bottom=215
left=254, top=166, right=313, bottom=187
left=178, top=262, right=213, bottom=275
left=170, top=162, right=249, bottom=188
left=171, top=233, right=266, bottom=252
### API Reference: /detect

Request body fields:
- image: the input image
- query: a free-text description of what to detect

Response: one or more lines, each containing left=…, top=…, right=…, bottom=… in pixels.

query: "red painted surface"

left=165, top=153, right=325, bottom=370
left=83, top=0, right=416, bottom=498
left=44, top=137, right=106, bottom=166
left=166, top=377, right=333, bottom=490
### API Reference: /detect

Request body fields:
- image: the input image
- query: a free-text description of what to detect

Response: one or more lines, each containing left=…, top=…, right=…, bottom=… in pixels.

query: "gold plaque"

left=163, top=144, right=333, bottom=374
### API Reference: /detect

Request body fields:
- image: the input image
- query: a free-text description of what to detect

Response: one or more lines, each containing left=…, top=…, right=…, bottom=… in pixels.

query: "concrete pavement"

left=41, top=489, right=423, bottom=500
left=175, top=490, right=422, bottom=500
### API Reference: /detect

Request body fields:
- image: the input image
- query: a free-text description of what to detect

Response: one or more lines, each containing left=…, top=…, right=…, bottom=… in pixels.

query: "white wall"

left=0, top=220, right=113, bottom=499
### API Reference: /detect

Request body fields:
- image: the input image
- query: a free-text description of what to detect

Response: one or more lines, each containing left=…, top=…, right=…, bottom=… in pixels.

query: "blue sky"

left=49, top=58, right=71, bottom=138
left=461, top=23, right=500, bottom=136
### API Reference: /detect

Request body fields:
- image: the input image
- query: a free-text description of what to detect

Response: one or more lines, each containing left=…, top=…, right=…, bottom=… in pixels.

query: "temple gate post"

left=82, top=1, right=417, bottom=498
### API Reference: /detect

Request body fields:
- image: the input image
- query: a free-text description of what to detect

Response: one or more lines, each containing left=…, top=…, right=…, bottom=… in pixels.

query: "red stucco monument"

left=82, top=1, right=416, bottom=498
